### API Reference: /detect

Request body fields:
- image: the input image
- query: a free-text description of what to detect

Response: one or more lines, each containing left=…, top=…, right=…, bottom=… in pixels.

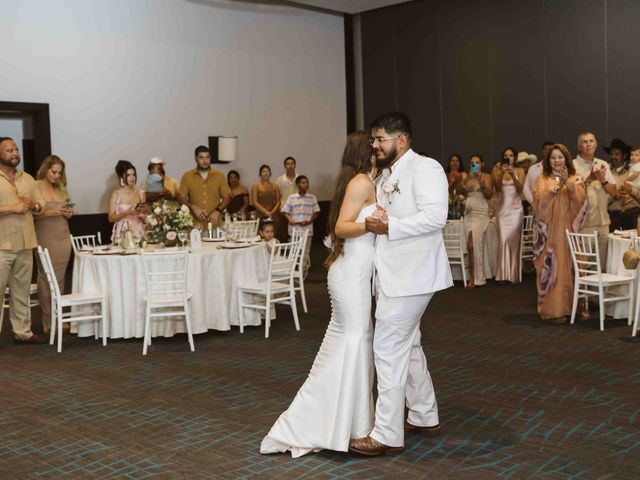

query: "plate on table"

left=92, top=247, right=124, bottom=255
left=202, top=237, right=225, bottom=242
left=238, top=235, right=261, bottom=243
left=218, top=242, right=253, bottom=249
left=613, top=230, right=635, bottom=238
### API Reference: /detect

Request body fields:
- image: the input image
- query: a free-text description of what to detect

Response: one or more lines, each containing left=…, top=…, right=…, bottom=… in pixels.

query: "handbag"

left=622, top=240, right=640, bottom=269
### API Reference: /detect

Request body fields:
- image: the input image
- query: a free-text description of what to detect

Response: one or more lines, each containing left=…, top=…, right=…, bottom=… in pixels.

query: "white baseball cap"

left=150, top=156, right=165, bottom=165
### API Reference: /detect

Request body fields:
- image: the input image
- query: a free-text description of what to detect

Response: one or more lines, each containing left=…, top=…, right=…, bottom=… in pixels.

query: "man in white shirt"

left=572, top=132, right=616, bottom=267
left=276, top=156, right=297, bottom=241
left=523, top=141, right=554, bottom=205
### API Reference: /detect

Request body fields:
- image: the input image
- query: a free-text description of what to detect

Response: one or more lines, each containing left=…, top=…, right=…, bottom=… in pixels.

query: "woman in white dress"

left=460, top=154, right=494, bottom=288
left=260, top=130, right=377, bottom=458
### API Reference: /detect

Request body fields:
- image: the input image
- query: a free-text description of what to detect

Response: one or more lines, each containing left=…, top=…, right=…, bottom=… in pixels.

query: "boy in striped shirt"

left=282, top=175, right=320, bottom=275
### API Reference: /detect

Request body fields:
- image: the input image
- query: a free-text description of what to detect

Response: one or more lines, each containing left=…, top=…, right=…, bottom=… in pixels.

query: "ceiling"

left=287, top=0, right=413, bottom=13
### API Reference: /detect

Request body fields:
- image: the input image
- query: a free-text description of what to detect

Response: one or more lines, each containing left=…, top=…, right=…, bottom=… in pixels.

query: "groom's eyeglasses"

left=369, top=135, right=399, bottom=146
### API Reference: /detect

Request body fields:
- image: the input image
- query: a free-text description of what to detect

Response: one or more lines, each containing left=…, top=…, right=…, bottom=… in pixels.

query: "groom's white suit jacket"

left=375, top=148, right=453, bottom=297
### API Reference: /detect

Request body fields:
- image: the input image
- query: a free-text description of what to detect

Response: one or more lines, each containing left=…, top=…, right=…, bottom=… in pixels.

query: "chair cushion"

left=579, top=273, right=634, bottom=285
left=238, top=281, right=291, bottom=294
left=144, top=292, right=193, bottom=304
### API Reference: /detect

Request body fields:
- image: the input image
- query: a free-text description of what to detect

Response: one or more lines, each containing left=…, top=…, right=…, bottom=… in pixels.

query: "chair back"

left=290, top=229, right=309, bottom=272
left=443, top=219, right=464, bottom=260
left=226, top=220, right=259, bottom=240
left=566, top=230, right=601, bottom=279
left=521, top=215, right=534, bottom=259
left=140, top=250, right=189, bottom=300
left=268, top=238, right=302, bottom=285
left=70, top=233, right=102, bottom=255
left=37, top=246, right=62, bottom=300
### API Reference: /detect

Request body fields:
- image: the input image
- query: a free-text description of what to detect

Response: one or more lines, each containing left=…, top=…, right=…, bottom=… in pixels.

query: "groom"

left=349, top=112, right=453, bottom=456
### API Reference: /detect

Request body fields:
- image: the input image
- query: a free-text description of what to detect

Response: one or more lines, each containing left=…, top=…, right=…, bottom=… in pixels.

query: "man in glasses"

left=349, top=112, right=453, bottom=456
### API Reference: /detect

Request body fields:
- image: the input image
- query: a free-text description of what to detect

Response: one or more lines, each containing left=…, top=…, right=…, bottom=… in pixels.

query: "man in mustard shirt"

left=177, top=146, right=230, bottom=227
left=0, top=137, right=46, bottom=344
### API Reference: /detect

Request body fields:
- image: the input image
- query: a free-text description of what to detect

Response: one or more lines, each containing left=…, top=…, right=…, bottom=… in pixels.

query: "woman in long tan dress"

left=492, top=147, right=525, bottom=283
left=251, top=164, right=281, bottom=227
left=533, top=144, right=587, bottom=323
left=34, top=155, right=74, bottom=333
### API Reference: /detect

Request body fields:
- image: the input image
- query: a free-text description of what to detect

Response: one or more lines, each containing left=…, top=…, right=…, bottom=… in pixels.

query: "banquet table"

left=71, top=243, right=269, bottom=338
left=445, top=219, right=499, bottom=282
left=605, top=232, right=638, bottom=319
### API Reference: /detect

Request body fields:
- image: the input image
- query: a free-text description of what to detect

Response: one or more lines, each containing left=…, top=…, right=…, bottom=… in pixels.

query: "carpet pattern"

left=1, top=265, right=639, bottom=479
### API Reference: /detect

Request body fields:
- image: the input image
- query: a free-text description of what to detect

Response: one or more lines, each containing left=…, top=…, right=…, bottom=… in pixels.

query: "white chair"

left=566, top=230, right=634, bottom=331
left=444, top=219, right=467, bottom=286
left=140, top=249, right=194, bottom=355
left=70, top=232, right=102, bottom=255
left=288, top=229, right=309, bottom=312
left=629, top=237, right=640, bottom=338
left=237, top=237, right=302, bottom=338
left=36, top=246, right=106, bottom=352
left=0, top=284, right=39, bottom=334
left=519, top=215, right=534, bottom=282
left=226, top=220, right=259, bottom=240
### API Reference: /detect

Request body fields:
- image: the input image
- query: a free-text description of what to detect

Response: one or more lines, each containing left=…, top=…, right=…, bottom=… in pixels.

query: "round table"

left=71, top=243, right=269, bottom=338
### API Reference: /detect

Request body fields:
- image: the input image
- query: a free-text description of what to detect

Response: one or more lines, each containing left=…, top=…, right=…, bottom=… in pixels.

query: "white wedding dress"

left=260, top=203, right=376, bottom=457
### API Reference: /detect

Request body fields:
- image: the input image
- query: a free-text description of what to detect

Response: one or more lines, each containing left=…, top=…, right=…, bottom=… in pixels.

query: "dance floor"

left=1, top=251, right=639, bottom=479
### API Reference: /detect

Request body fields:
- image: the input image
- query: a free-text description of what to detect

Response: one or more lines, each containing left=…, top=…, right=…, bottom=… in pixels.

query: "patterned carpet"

left=1, top=255, right=639, bottom=479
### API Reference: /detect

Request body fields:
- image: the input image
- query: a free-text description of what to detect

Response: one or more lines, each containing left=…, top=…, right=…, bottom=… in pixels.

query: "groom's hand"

left=365, top=216, right=388, bottom=235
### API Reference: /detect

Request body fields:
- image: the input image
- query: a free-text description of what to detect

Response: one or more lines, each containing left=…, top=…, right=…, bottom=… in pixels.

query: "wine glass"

left=178, top=230, right=188, bottom=248
left=249, top=210, right=257, bottom=221
left=114, top=232, right=122, bottom=247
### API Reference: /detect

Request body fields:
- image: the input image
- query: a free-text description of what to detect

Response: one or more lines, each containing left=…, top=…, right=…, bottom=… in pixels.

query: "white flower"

left=149, top=217, right=158, bottom=227
left=180, top=204, right=190, bottom=213
left=154, top=207, right=162, bottom=215
left=382, top=180, right=394, bottom=194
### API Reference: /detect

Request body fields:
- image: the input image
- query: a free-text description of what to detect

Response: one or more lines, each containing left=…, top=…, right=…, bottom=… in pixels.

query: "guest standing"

left=533, top=144, right=586, bottom=323
left=177, top=146, right=231, bottom=228
left=276, top=156, right=298, bottom=241
left=33, top=155, right=74, bottom=333
left=141, top=157, right=179, bottom=203
left=108, top=160, right=146, bottom=243
left=492, top=147, right=525, bottom=283
left=0, top=137, right=46, bottom=343
left=604, top=138, right=637, bottom=231
left=445, top=153, right=464, bottom=195
left=282, top=175, right=320, bottom=273
left=460, top=154, right=494, bottom=288
left=226, top=170, right=249, bottom=216
left=252, top=165, right=281, bottom=222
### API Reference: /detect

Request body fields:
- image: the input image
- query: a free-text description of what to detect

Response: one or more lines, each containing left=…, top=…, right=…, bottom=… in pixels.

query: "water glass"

left=178, top=230, right=188, bottom=248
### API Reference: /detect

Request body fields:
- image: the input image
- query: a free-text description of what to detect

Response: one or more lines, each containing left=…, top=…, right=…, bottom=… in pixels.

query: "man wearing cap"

left=177, top=146, right=230, bottom=227
left=605, top=138, right=638, bottom=231
left=141, top=157, right=180, bottom=203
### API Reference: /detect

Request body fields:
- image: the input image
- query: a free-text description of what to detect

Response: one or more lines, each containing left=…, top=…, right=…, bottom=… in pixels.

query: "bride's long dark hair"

left=325, top=130, right=373, bottom=268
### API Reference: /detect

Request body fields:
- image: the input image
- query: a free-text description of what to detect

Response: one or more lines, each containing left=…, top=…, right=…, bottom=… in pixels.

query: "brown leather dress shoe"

left=405, top=422, right=441, bottom=436
left=348, top=436, right=404, bottom=457
left=13, top=334, right=47, bottom=345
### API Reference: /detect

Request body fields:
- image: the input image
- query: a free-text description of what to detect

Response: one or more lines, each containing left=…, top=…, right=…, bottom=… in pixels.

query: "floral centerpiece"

left=448, top=193, right=466, bottom=220
left=144, top=200, right=193, bottom=245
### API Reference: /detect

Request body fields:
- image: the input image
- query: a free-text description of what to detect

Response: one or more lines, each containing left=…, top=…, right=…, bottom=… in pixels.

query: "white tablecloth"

left=445, top=219, right=499, bottom=282
left=71, top=244, right=269, bottom=338
left=605, top=233, right=637, bottom=319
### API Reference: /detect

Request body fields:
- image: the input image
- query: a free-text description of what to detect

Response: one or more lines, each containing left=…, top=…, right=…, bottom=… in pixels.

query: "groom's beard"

left=374, top=146, right=397, bottom=170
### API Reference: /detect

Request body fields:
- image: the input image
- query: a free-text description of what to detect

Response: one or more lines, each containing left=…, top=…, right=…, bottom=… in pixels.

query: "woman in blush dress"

left=260, top=131, right=376, bottom=458
left=108, top=160, right=146, bottom=244
left=533, top=144, right=587, bottom=323
left=33, top=155, right=74, bottom=333
left=492, top=147, right=525, bottom=283
left=460, top=154, right=494, bottom=288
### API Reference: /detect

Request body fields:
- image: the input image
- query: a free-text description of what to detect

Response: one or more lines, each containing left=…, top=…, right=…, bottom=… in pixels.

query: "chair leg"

left=628, top=283, right=634, bottom=328
left=57, top=306, right=63, bottom=353
left=184, top=300, right=195, bottom=352
left=299, top=271, right=308, bottom=313
left=237, top=289, right=244, bottom=333
left=0, top=303, right=4, bottom=334
left=49, top=298, right=56, bottom=345
left=143, top=303, right=151, bottom=355
left=265, top=294, right=271, bottom=339
left=101, top=300, right=107, bottom=346
left=570, top=284, right=579, bottom=325
left=290, top=287, right=300, bottom=332
left=598, top=286, right=605, bottom=331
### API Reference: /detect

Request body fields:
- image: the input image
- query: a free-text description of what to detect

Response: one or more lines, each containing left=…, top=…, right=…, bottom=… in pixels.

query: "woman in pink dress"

left=108, top=160, right=146, bottom=244
left=492, top=147, right=525, bottom=283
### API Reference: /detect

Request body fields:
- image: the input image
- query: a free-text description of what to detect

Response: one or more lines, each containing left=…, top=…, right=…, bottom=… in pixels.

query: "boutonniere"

left=382, top=179, right=400, bottom=195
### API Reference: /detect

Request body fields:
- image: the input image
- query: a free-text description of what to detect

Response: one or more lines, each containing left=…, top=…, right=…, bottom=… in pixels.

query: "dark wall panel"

left=439, top=0, right=491, bottom=165
left=488, top=0, right=545, bottom=163
left=391, top=1, right=441, bottom=157
left=543, top=0, right=606, bottom=152
left=360, top=0, right=634, bottom=167
left=606, top=0, right=640, bottom=146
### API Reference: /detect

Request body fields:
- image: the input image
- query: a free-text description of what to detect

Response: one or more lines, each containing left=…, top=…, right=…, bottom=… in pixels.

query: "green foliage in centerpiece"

left=145, top=200, right=194, bottom=243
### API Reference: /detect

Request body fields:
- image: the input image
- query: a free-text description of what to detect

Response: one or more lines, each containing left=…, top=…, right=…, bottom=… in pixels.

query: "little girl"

left=258, top=217, right=279, bottom=255
left=626, top=147, right=640, bottom=185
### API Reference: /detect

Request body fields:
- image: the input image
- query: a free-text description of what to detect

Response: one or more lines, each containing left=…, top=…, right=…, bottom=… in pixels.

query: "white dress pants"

left=370, top=288, right=439, bottom=447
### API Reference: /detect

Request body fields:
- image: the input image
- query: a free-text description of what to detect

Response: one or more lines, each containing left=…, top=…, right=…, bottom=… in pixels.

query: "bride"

left=260, top=130, right=378, bottom=457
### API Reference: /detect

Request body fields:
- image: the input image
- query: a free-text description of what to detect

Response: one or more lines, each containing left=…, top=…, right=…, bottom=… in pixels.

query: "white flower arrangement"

left=145, top=199, right=193, bottom=241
